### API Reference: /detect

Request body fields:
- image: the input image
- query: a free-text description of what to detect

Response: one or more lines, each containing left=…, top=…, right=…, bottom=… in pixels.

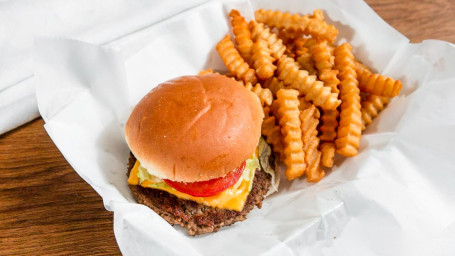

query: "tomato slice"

left=163, top=161, right=246, bottom=197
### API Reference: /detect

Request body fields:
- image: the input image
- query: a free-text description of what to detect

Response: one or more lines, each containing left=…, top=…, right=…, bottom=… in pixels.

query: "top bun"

left=125, top=74, right=264, bottom=182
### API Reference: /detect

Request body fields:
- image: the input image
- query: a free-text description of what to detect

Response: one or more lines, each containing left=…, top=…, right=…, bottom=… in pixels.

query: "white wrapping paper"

left=0, top=0, right=206, bottom=134
left=35, top=0, right=455, bottom=255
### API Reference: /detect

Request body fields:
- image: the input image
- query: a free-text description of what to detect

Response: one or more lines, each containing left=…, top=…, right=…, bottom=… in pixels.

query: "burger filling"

left=128, top=151, right=259, bottom=211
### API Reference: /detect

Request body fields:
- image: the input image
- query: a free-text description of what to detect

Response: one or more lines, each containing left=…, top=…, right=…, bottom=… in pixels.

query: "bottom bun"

left=127, top=152, right=272, bottom=236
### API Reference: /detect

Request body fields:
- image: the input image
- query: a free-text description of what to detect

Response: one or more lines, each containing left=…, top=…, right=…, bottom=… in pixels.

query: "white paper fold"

left=35, top=0, right=455, bottom=255
left=0, top=0, right=207, bottom=134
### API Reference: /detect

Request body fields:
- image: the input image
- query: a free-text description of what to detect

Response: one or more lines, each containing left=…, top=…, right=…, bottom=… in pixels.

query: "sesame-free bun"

left=125, top=74, right=263, bottom=182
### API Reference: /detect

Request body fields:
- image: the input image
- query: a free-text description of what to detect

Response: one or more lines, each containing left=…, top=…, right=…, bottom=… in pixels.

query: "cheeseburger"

left=125, top=74, right=278, bottom=235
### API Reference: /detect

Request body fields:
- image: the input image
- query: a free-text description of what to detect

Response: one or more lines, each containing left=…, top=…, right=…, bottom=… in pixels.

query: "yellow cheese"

left=128, top=161, right=140, bottom=185
left=128, top=155, right=258, bottom=211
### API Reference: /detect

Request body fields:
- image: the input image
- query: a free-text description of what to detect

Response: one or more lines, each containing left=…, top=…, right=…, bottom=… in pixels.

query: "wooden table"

left=1, top=1, right=454, bottom=255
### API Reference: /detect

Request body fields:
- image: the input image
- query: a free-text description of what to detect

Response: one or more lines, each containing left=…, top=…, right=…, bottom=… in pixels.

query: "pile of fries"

left=201, top=9, right=402, bottom=182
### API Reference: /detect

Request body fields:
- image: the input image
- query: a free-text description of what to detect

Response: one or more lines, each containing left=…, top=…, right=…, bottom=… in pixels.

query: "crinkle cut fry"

left=198, top=69, right=213, bottom=75
left=361, top=94, right=390, bottom=129
left=296, top=48, right=317, bottom=76
left=356, top=65, right=402, bottom=98
left=277, top=29, right=302, bottom=45
left=244, top=82, right=273, bottom=106
left=298, top=97, right=312, bottom=111
left=311, top=9, right=324, bottom=20
left=255, top=9, right=305, bottom=32
left=262, top=106, right=284, bottom=157
left=229, top=10, right=254, bottom=64
left=305, top=15, right=338, bottom=43
left=312, top=40, right=335, bottom=73
left=250, top=21, right=286, bottom=59
left=294, top=37, right=318, bottom=57
left=300, top=105, right=324, bottom=182
left=275, top=89, right=306, bottom=180
left=334, top=43, right=362, bottom=157
left=216, top=35, right=257, bottom=84
left=251, top=39, right=277, bottom=80
left=318, top=69, right=339, bottom=94
left=254, top=9, right=338, bottom=43
left=313, top=41, right=340, bottom=144
left=263, top=77, right=286, bottom=98
left=319, top=108, right=339, bottom=142
left=320, top=142, right=335, bottom=167
left=276, top=55, right=340, bottom=109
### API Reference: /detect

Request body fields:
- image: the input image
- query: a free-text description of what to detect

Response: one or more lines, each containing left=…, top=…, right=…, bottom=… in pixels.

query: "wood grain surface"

left=1, top=0, right=454, bottom=255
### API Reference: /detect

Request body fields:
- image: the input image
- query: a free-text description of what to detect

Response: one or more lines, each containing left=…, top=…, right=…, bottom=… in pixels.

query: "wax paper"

left=34, top=0, right=455, bottom=255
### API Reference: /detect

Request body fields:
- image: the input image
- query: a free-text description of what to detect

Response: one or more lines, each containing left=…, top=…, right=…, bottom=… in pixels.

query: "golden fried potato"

left=229, top=10, right=254, bottom=64
left=312, top=40, right=335, bottom=73
left=209, top=8, right=403, bottom=184
left=262, top=106, right=284, bottom=158
left=296, top=48, right=318, bottom=76
left=216, top=35, right=257, bottom=84
left=298, top=97, right=312, bottom=111
left=294, top=37, right=318, bottom=57
left=251, top=39, right=277, bottom=80
left=318, top=69, right=340, bottom=94
left=320, top=142, right=335, bottom=167
left=255, top=9, right=337, bottom=43
left=244, top=82, right=273, bottom=106
left=275, top=89, right=306, bottom=180
left=334, top=43, right=362, bottom=157
left=357, top=69, right=402, bottom=98
left=255, top=9, right=304, bottom=32
left=263, top=77, right=286, bottom=98
left=300, top=105, right=324, bottom=182
left=276, top=55, right=340, bottom=109
left=250, top=21, right=286, bottom=59
left=198, top=68, right=213, bottom=75
left=319, top=108, right=339, bottom=142
left=361, top=94, right=390, bottom=129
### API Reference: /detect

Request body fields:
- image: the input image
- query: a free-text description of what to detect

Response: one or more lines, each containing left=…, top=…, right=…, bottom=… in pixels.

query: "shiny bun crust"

left=125, top=74, right=264, bottom=182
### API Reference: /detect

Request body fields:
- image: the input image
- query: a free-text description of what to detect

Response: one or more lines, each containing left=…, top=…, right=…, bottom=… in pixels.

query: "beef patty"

left=127, top=153, right=271, bottom=235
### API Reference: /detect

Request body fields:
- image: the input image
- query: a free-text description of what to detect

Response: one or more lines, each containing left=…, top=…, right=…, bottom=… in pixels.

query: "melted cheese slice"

left=128, top=154, right=258, bottom=211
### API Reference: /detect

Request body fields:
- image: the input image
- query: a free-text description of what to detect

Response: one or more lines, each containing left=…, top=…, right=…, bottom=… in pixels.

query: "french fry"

left=298, top=97, right=312, bottom=111
left=216, top=35, right=258, bottom=84
left=320, top=142, right=335, bottom=167
left=294, top=37, right=318, bottom=57
left=284, top=41, right=296, bottom=59
left=255, top=9, right=338, bottom=43
left=229, top=10, right=254, bottom=64
left=354, top=60, right=372, bottom=73
left=276, top=55, right=340, bottom=109
left=255, top=9, right=305, bottom=32
left=244, top=82, right=273, bottom=106
left=361, top=94, right=390, bottom=129
left=319, top=108, right=339, bottom=142
left=300, top=105, right=324, bottom=182
left=250, top=21, right=286, bottom=59
left=277, top=30, right=297, bottom=59
left=318, top=69, right=340, bottom=94
left=263, top=77, right=286, bottom=98
left=357, top=68, right=402, bottom=98
left=277, top=28, right=303, bottom=44
left=296, top=48, right=318, bottom=76
left=311, top=9, right=324, bottom=20
left=334, top=43, right=362, bottom=157
left=198, top=68, right=214, bottom=75
left=210, top=8, right=403, bottom=183
left=275, top=89, right=306, bottom=180
left=312, top=40, right=335, bottom=73
left=305, top=15, right=338, bottom=43
left=262, top=106, right=284, bottom=157
left=251, top=39, right=277, bottom=80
